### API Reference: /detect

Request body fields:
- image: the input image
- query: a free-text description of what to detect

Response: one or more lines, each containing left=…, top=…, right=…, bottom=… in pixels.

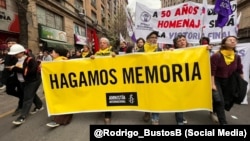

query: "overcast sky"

left=127, top=0, right=161, bottom=12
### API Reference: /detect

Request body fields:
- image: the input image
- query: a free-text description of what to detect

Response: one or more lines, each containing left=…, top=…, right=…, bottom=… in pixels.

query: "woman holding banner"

left=46, top=47, right=73, bottom=128
left=171, top=34, right=192, bottom=125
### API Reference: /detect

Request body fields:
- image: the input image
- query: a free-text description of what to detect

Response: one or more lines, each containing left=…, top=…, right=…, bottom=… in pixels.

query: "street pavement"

left=0, top=84, right=249, bottom=141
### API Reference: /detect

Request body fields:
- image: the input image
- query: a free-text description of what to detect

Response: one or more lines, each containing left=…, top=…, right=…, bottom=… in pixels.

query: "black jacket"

left=224, top=72, right=248, bottom=111
left=12, top=56, right=39, bottom=82
left=1, top=55, right=18, bottom=84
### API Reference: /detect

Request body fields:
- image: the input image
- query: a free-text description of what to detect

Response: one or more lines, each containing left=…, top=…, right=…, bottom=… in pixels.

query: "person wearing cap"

left=7, top=44, right=44, bottom=125
left=1, top=38, right=25, bottom=116
left=141, top=31, right=162, bottom=125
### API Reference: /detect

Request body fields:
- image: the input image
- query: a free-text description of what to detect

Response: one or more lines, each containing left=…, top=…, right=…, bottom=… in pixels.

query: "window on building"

left=91, top=10, right=97, bottom=24
left=102, top=19, right=105, bottom=26
left=74, top=23, right=86, bottom=37
left=91, top=0, right=96, bottom=8
left=108, top=13, right=110, bottom=21
left=101, top=6, right=104, bottom=14
left=37, top=6, right=63, bottom=30
left=55, top=0, right=66, bottom=5
left=0, top=0, right=6, bottom=9
left=75, top=0, right=83, bottom=12
left=108, top=1, right=112, bottom=12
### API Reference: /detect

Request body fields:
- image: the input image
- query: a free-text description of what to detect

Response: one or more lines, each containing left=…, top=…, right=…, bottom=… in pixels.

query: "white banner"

left=135, top=1, right=237, bottom=44
left=211, top=43, right=250, bottom=104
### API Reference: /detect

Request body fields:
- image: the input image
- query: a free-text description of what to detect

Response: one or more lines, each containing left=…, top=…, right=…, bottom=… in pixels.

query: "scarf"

left=144, top=42, right=157, bottom=53
left=82, top=51, right=90, bottom=58
left=95, top=47, right=112, bottom=56
left=220, top=50, right=235, bottom=65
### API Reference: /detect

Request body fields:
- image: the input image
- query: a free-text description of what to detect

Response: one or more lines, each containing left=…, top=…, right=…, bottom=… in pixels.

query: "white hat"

left=8, top=44, right=26, bottom=55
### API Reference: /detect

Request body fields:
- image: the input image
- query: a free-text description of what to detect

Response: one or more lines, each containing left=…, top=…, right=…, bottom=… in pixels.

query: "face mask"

left=202, top=40, right=208, bottom=45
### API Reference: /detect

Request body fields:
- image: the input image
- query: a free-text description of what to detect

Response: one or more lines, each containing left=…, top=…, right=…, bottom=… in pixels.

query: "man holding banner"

left=141, top=31, right=162, bottom=125
left=90, top=37, right=117, bottom=124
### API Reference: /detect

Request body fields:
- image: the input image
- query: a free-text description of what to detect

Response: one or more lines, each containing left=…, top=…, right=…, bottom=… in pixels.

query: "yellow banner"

left=41, top=46, right=212, bottom=115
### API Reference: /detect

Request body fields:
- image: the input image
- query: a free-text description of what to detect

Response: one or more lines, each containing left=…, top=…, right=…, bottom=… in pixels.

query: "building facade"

left=161, top=0, right=250, bottom=42
left=0, top=0, right=128, bottom=54
left=237, top=0, right=250, bottom=42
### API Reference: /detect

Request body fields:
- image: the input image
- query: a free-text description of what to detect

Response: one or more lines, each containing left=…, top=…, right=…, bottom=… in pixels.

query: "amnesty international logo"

left=140, top=11, right=151, bottom=22
left=106, top=92, right=138, bottom=106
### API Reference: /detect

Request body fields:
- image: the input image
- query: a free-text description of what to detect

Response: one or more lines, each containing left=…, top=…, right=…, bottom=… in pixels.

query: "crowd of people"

left=0, top=31, right=246, bottom=127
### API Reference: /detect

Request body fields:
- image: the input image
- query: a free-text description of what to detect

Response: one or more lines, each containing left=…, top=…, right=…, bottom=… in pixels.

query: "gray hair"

left=100, top=37, right=110, bottom=46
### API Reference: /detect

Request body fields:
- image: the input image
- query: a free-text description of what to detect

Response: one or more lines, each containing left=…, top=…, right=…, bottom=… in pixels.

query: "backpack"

left=25, top=57, right=41, bottom=75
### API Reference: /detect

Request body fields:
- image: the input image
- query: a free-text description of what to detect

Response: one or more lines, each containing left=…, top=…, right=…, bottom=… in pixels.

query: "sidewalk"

left=0, top=84, right=44, bottom=118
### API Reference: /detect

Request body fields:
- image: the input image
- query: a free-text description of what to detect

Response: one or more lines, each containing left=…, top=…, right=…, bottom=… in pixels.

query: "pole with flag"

left=119, top=33, right=125, bottom=42
left=214, top=0, right=233, bottom=39
left=124, top=5, right=136, bottom=43
left=236, top=12, right=241, bottom=35
left=201, top=0, right=208, bottom=37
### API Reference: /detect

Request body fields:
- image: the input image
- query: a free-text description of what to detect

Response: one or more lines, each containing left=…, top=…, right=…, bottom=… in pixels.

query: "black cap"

left=146, top=31, right=158, bottom=40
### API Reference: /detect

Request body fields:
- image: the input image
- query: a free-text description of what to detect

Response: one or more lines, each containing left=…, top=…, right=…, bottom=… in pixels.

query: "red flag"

left=92, top=30, right=99, bottom=53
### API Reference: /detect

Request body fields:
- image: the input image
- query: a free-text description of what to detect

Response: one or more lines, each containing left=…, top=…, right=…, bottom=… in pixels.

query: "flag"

left=124, top=5, right=136, bottom=42
left=235, top=12, right=241, bottom=35
left=120, top=33, right=125, bottom=42
left=214, top=0, right=233, bottom=28
left=201, top=0, right=208, bottom=35
left=92, top=30, right=99, bottom=53
left=131, top=32, right=136, bottom=43
left=202, top=0, right=207, bottom=15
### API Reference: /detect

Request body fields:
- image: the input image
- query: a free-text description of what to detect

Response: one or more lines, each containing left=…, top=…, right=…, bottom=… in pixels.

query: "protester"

left=90, top=37, right=116, bottom=124
left=171, top=34, right=192, bottom=125
left=140, top=31, right=162, bottom=125
left=0, top=44, right=7, bottom=90
left=199, top=36, right=219, bottom=123
left=210, top=36, right=244, bottom=125
left=1, top=38, right=24, bottom=116
left=42, top=50, right=53, bottom=61
left=70, top=50, right=82, bottom=59
left=46, top=47, right=73, bottom=128
left=135, top=37, right=145, bottom=52
left=119, top=41, right=127, bottom=53
left=7, top=44, right=44, bottom=125
left=81, top=44, right=92, bottom=58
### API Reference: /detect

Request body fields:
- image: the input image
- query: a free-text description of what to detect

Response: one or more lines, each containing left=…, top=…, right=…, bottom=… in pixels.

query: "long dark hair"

left=220, top=36, right=238, bottom=52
